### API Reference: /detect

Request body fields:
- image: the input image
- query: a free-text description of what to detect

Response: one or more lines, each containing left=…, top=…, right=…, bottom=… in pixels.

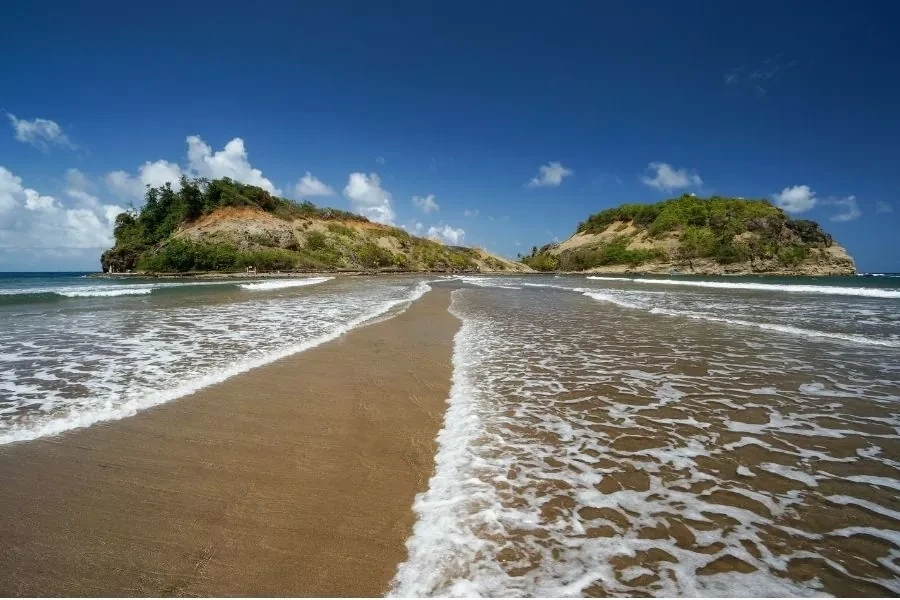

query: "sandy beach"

left=0, top=288, right=458, bottom=596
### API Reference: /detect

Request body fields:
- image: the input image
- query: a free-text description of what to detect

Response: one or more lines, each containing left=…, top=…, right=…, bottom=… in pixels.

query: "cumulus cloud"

left=827, top=195, right=861, bottom=222
left=527, top=161, right=573, bottom=188
left=876, top=200, right=893, bottom=214
left=104, top=135, right=279, bottom=200
left=402, top=220, right=425, bottom=235
left=106, top=160, right=184, bottom=199
left=773, top=185, right=817, bottom=213
left=427, top=224, right=465, bottom=245
left=463, top=208, right=479, bottom=218
left=343, top=172, right=395, bottom=224
left=412, top=194, right=439, bottom=214
left=294, top=172, right=334, bottom=198
left=641, top=162, right=702, bottom=192
left=0, top=165, right=124, bottom=253
left=6, top=113, right=74, bottom=151
left=185, top=136, right=278, bottom=194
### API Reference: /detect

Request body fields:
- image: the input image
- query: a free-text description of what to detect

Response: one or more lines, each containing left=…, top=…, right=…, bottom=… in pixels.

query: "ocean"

left=2, top=271, right=900, bottom=596
left=0, top=272, right=430, bottom=443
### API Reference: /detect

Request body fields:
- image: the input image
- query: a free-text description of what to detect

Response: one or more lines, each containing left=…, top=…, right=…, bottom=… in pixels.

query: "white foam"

left=390, top=293, right=495, bottom=596
left=578, top=289, right=643, bottom=309
left=0, top=284, right=157, bottom=297
left=1, top=280, right=237, bottom=298
left=826, top=495, right=900, bottom=522
left=453, top=276, right=523, bottom=289
left=737, top=465, right=756, bottom=477
left=760, top=463, right=819, bottom=487
left=0, top=280, right=430, bottom=445
left=578, top=289, right=899, bottom=347
left=56, top=286, right=155, bottom=297
left=237, top=276, right=334, bottom=291
left=587, top=276, right=900, bottom=299
left=840, top=475, right=900, bottom=492
left=389, top=286, right=862, bottom=597
left=651, top=309, right=900, bottom=348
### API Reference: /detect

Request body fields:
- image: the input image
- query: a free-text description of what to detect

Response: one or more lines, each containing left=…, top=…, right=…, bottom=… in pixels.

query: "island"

left=521, top=194, right=856, bottom=275
left=101, top=177, right=528, bottom=274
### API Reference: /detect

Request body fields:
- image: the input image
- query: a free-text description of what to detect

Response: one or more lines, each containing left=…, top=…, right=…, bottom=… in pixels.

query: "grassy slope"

left=522, top=194, right=855, bottom=274
left=101, top=177, right=528, bottom=274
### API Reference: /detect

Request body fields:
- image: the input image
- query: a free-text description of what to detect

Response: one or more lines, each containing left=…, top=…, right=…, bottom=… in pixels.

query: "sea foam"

left=391, top=284, right=900, bottom=596
left=0, top=280, right=430, bottom=444
left=237, top=277, right=334, bottom=291
left=586, top=276, right=900, bottom=298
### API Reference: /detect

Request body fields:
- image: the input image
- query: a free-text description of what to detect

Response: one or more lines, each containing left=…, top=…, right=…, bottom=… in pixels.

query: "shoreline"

left=0, top=288, right=459, bottom=596
left=88, top=269, right=862, bottom=281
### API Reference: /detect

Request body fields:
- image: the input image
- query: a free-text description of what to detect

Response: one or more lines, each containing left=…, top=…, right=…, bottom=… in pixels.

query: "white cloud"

left=65, top=168, right=91, bottom=192
left=876, top=200, right=893, bottom=214
left=106, top=160, right=183, bottom=199
left=185, top=136, right=278, bottom=194
left=400, top=221, right=425, bottom=235
left=0, top=166, right=125, bottom=253
left=463, top=208, right=479, bottom=218
left=376, top=156, right=386, bottom=165
left=773, top=185, right=817, bottom=213
left=6, top=113, right=74, bottom=151
left=527, top=161, right=573, bottom=188
left=343, top=172, right=395, bottom=224
left=104, top=135, right=278, bottom=200
left=641, top=162, right=702, bottom=192
left=827, top=195, right=861, bottom=222
left=294, top=172, right=334, bottom=198
left=412, top=194, right=439, bottom=214
left=427, top=224, right=465, bottom=245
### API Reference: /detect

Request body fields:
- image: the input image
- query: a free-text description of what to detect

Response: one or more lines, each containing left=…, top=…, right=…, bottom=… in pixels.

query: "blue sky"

left=2, top=0, right=899, bottom=271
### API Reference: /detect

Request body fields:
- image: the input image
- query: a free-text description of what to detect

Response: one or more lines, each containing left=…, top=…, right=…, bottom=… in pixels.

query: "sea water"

left=3, top=271, right=900, bottom=596
left=0, top=273, right=430, bottom=444
left=393, top=274, right=900, bottom=597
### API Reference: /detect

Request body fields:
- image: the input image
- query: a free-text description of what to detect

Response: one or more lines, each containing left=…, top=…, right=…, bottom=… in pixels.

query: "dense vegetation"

left=102, top=177, right=491, bottom=273
left=523, top=194, right=838, bottom=272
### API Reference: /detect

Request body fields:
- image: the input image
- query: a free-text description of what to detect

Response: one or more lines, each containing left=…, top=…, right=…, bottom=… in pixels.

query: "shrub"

left=357, top=243, right=394, bottom=269
left=777, top=245, right=810, bottom=267
left=522, top=253, right=559, bottom=271
left=326, top=223, right=356, bottom=237
left=304, top=230, right=329, bottom=252
left=136, top=239, right=240, bottom=272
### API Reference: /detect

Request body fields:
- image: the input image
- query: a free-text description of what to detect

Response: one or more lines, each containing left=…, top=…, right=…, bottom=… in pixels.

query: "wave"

left=0, top=285, right=158, bottom=302
left=0, top=281, right=431, bottom=445
left=579, top=290, right=898, bottom=347
left=579, top=289, right=643, bottom=310
left=586, top=277, right=900, bottom=299
left=57, top=286, right=156, bottom=297
left=453, top=276, right=523, bottom=290
left=390, top=290, right=488, bottom=597
left=237, top=277, right=334, bottom=291
left=652, top=310, right=900, bottom=347
left=0, top=277, right=335, bottom=303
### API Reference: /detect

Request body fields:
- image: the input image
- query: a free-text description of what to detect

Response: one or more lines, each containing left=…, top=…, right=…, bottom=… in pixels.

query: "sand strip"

left=0, top=288, right=458, bottom=597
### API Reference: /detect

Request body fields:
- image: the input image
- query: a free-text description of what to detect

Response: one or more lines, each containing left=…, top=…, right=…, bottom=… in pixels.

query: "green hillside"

left=522, top=194, right=855, bottom=275
left=101, top=177, right=526, bottom=274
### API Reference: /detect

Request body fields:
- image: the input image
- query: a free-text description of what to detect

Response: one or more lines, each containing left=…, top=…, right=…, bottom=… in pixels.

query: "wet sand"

left=0, top=288, right=458, bottom=597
